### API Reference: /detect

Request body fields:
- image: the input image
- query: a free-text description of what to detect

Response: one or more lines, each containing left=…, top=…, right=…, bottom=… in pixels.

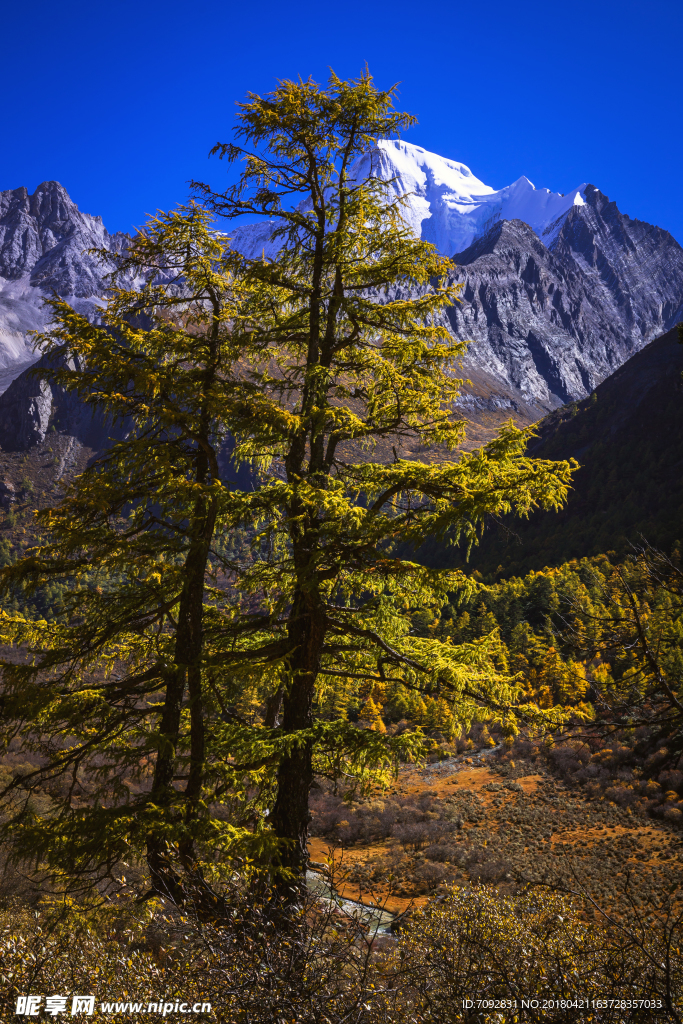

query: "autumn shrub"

left=2, top=884, right=682, bottom=1023
left=309, top=790, right=347, bottom=833
left=415, top=861, right=448, bottom=889
left=424, top=842, right=460, bottom=863
left=310, top=787, right=455, bottom=848
left=505, top=730, right=683, bottom=829
left=468, top=859, right=512, bottom=883
left=603, top=783, right=641, bottom=809
left=396, top=886, right=683, bottom=1022
left=394, top=821, right=451, bottom=852
left=659, top=770, right=683, bottom=793
left=549, top=740, right=591, bottom=775
left=0, top=901, right=213, bottom=1023
left=0, top=892, right=405, bottom=1024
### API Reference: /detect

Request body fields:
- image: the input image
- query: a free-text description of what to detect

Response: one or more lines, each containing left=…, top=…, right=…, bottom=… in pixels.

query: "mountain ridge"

left=0, top=180, right=126, bottom=378
left=229, top=141, right=683, bottom=411
left=1, top=144, right=682, bottom=423
left=446, top=185, right=683, bottom=410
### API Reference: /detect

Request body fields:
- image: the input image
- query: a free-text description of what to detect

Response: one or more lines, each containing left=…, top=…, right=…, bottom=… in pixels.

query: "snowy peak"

left=497, top=175, right=588, bottom=245
left=354, top=140, right=587, bottom=255
left=350, top=140, right=494, bottom=253
left=230, top=140, right=588, bottom=261
left=359, top=139, right=495, bottom=206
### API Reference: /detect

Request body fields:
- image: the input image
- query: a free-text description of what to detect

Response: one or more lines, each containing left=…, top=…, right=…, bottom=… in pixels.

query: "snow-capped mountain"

left=230, top=139, right=683, bottom=413
left=1, top=143, right=682, bottom=447
left=230, top=140, right=589, bottom=259
left=354, top=140, right=589, bottom=253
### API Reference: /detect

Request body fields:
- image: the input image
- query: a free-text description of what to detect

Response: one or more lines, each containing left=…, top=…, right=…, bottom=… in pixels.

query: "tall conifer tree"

left=0, top=71, right=576, bottom=902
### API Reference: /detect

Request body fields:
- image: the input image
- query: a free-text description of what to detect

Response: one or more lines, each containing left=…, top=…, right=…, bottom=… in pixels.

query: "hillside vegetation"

left=417, top=326, right=683, bottom=577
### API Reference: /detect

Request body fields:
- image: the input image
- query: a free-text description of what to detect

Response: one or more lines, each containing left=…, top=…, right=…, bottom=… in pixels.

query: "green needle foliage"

left=0, top=70, right=577, bottom=905
left=565, top=544, right=683, bottom=767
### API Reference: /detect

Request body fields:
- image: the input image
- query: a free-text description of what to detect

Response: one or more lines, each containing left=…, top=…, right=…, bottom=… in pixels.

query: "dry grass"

left=309, top=753, right=683, bottom=917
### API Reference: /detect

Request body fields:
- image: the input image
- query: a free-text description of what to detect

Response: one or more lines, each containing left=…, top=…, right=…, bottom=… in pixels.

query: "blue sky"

left=3, top=0, right=682, bottom=241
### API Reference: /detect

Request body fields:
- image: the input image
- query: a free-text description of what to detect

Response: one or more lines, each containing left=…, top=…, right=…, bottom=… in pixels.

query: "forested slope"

left=419, top=325, right=683, bottom=577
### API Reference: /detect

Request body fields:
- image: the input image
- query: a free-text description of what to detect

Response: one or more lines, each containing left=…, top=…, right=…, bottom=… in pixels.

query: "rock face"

left=0, top=180, right=127, bottom=381
left=0, top=347, right=127, bottom=452
left=448, top=188, right=683, bottom=410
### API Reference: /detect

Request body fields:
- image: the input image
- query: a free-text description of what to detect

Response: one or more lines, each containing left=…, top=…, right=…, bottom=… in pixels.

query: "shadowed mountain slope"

left=417, top=326, right=683, bottom=576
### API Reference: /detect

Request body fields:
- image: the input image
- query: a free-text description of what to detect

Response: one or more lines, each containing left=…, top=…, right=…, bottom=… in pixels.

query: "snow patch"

left=229, top=139, right=587, bottom=259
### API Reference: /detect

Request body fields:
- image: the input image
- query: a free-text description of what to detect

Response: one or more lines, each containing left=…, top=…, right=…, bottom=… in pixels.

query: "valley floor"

left=309, top=751, right=683, bottom=920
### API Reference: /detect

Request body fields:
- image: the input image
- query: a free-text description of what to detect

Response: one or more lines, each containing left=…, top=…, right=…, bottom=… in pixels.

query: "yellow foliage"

left=359, top=696, right=387, bottom=733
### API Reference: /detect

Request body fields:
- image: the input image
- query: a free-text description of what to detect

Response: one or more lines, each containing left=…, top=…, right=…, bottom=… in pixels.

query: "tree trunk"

left=146, top=665, right=187, bottom=905
left=263, top=684, right=284, bottom=728
left=147, top=466, right=217, bottom=902
left=270, top=596, right=325, bottom=886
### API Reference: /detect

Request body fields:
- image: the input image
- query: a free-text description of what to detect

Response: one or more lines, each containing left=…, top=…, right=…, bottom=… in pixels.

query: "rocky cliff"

left=448, top=187, right=683, bottom=411
left=0, top=346, right=127, bottom=452
left=0, top=180, right=126, bottom=384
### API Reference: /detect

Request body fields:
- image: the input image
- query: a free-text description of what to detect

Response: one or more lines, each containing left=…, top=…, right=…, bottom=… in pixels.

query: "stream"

left=306, top=869, right=396, bottom=936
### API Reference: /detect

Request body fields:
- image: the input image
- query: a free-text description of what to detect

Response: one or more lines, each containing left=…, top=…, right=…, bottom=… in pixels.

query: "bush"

left=396, top=886, right=683, bottom=1021
left=0, top=892, right=401, bottom=1024
left=394, top=820, right=448, bottom=852
left=659, top=770, right=683, bottom=793
left=468, top=859, right=511, bottom=883
left=1, top=884, right=681, bottom=1023
left=423, top=843, right=460, bottom=863
left=415, top=861, right=448, bottom=888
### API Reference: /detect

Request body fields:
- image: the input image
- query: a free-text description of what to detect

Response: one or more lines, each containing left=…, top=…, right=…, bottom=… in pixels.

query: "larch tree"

left=0, top=70, right=576, bottom=905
